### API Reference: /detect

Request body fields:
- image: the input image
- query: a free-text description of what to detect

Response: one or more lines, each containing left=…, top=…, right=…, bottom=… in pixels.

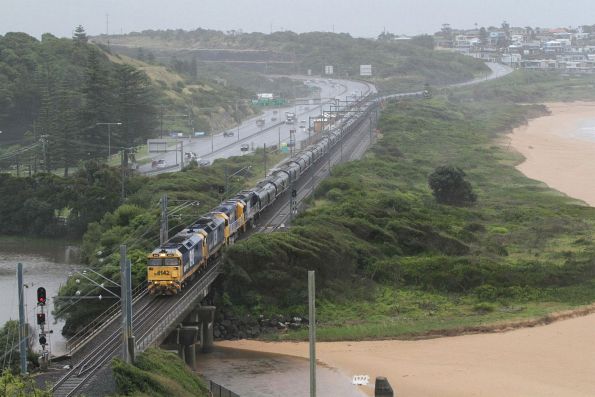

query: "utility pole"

left=40, top=135, right=49, bottom=173
left=180, top=141, right=184, bottom=169
left=289, top=129, right=295, bottom=157
left=160, top=194, right=168, bottom=245
left=120, top=148, right=127, bottom=202
left=340, top=128, right=343, bottom=162
left=308, top=270, right=316, bottom=397
left=263, top=143, right=267, bottom=178
left=224, top=166, right=228, bottom=197
left=17, top=263, right=27, bottom=375
left=289, top=175, right=297, bottom=222
left=160, top=106, right=164, bottom=139
left=236, top=101, right=240, bottom=142
left=278, top=127, right=281, bottom=149
left=33, top=122, right=38, bottom=174
left=327, top=133, right=331, bottom=176
left=120, top=245, right=133, bottom=363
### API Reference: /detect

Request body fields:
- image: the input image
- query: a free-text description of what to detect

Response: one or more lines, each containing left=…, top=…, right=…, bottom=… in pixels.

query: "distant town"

left=393, top=22, right=595, bottom=72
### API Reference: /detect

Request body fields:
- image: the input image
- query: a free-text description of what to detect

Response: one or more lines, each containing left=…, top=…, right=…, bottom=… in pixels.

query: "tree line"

left=0, top=27, right=157, bottom=176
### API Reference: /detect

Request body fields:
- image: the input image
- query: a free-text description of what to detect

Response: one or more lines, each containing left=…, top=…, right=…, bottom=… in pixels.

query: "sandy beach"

left=219, top=311, right=595, bottom=396
left=509, top=102, right=595, bottom=206
left=219, top=103, right=595, bottom=396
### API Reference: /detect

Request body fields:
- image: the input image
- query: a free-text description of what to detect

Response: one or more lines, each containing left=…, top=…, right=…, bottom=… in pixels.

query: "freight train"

left=147, top=95, right=375, bottom=295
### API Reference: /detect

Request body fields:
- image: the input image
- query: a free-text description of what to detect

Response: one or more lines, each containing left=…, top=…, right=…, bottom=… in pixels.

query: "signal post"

left=36, top=286, right=49, bottom=370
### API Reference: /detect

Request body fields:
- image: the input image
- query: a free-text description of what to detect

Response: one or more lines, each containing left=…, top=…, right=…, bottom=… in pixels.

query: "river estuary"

left=0, top=238, right=366, bottom=396
left=0, top=237, right=81, bottom=356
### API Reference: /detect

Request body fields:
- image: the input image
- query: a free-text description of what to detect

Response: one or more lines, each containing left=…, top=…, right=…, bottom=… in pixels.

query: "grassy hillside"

left=222, top=70, right=595, bottom=340
left=104, top=51, right=258, bottom=134
left=112, top=348, right=209, bottom=397
left=93, top=29, right=488, bottom=93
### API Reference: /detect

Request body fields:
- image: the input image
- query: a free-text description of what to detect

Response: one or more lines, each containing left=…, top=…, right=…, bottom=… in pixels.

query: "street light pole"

left=96, top=122, right=122, bottom=159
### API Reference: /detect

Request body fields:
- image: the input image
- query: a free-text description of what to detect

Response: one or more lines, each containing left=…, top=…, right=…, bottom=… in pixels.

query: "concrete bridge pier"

left=198, top=306, right=215, bottom=353
left=176, top=325, right=199, bottom=370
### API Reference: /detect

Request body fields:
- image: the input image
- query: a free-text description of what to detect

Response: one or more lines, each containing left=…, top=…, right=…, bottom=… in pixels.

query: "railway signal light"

left=36, top=313, right=46, bottom=325
left=218, top=186, right=225, bottom=194
left=292, top=189, right=297, bottom=198
left=36, top=287, right=46, bottom=306
left=38, top=334, right=47, bottom=346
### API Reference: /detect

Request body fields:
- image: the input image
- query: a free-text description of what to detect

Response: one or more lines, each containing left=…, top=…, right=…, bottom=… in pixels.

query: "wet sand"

left=509, top=102, right=595, bottom=206
left=220, top=312, right=595, bottom=396
left=219, top=104, right=595, bottom=396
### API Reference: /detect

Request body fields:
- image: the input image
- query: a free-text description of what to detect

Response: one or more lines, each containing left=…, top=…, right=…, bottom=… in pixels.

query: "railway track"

left=254, top=99, right=378, bottom=232
left=52, top=297, right=172, bottom=397
left=52, top=264, right=220, bottom=397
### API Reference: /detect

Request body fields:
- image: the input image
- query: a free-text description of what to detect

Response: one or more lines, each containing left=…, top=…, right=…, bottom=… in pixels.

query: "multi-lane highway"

left=140, top=63, right=510, bottom=175
left=140, top=77, right=375, bottom=174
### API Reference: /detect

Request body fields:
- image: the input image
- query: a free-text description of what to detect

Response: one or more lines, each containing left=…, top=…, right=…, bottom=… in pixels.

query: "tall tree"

left=81, top=49, right=114, bottom=158
left=113, top=64, right=156, bottom=147
left=73, top=25, right=88, bottom=45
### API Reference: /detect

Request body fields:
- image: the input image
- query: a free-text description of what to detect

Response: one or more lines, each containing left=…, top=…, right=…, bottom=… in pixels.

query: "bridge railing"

left=136, top=263, right=221, bottom=352
left=65, top=281, right=148, bottom=355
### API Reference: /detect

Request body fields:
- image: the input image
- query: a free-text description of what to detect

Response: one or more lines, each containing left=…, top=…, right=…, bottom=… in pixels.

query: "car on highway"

left=240, top=143, right=249, bottom=152
left=185, top=152, right=198, bottom=160
left=154, top=159, right=167, bottom=168
left=198, top=159, right=210, bottom=167
left=223, top=131, right=234, bottom=137
left=271, top=117, right=277, bottom=121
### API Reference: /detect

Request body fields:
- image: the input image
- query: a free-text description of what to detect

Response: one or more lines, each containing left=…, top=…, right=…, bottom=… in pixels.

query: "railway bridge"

left=51, top=90, right=381, bottom=397
left=52, top=263, right=221, bottom=397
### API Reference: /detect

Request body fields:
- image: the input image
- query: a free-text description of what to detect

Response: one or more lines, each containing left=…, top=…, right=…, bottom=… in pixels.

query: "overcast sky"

left=2, top=0, right=595, bottom=39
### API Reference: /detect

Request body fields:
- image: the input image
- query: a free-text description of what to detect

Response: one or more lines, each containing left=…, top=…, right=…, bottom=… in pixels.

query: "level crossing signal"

left=38, top=334, right=47, bottom=346
left=37, top=287, right=46, bottom=306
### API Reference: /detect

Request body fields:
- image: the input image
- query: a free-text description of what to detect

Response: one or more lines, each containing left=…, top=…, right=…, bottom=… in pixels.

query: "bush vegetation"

left=221, top=71, right=595, bottom=338
left=112, top=348, right=209, bottom=397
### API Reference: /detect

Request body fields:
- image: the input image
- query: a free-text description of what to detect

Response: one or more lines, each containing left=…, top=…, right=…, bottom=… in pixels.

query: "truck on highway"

left=285, top=112, right=296, bottom=124
left=256, top=118, right=266, bottom=127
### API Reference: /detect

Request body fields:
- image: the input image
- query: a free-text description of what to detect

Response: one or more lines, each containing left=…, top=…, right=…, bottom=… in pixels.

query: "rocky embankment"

left=214, top=310, right=307, bottom=340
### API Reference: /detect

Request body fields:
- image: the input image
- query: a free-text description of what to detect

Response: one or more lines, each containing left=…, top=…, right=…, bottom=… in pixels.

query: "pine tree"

left=113, top=64, right=156, bottom=147
left=73, top=25, right=88, bottom=44
left=52, top=80, right=81, bottom=176
left=81, top=49, right=114, bottom=158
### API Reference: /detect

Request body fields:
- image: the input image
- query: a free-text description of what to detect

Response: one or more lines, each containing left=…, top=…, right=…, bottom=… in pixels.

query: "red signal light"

left=37, top=287, right=47, bottom=306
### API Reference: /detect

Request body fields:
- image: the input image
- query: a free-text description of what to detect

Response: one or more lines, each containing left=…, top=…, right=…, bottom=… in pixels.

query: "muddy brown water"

left=195, top=346, right=368, bottom=397
left=0, top=237, right=81, bottom=356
